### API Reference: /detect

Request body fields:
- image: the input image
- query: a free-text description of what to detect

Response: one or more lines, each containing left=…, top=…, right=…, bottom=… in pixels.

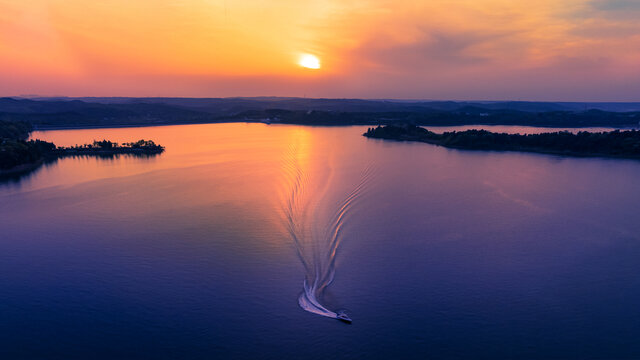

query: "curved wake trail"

left=281, top=143, right=374, bottom=320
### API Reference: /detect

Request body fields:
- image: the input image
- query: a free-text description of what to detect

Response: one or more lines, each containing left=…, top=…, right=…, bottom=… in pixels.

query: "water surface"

left=2, top=123, right=640, bottom=359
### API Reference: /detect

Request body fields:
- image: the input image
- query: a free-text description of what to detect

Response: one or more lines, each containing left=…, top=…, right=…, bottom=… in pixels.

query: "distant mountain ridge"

left=1, top=97, right=639, bottom=128
left=22, top=96, right=640, bottom=113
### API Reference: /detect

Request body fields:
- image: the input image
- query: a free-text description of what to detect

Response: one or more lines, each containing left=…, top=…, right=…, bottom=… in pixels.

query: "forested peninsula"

left=0, top=120, right=164, bottom=177
left=364, top=125, right=640, bottom=159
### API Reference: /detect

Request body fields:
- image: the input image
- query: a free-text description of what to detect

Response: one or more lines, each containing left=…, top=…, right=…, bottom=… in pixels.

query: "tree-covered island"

left=1, top=120, right=164, bottom=176
left=364, top=125, right=640, bottom=159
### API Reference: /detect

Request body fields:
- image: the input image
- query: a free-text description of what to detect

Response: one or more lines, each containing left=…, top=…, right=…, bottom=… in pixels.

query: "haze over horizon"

left=1, top=0, right=639, bottom=101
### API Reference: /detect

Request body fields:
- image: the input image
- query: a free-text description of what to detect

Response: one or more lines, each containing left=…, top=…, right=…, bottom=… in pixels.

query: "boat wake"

left=280, top=143, right=374, bottom=321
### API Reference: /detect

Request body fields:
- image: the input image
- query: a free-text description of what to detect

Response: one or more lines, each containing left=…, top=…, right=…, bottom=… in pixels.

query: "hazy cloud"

left=589, top=0, right=640, bottom=12
left=355, top=29, right=500, bottom=71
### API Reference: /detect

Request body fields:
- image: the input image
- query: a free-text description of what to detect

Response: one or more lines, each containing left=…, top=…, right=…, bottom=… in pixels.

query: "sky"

left=0, top=0, right=639, bottom=101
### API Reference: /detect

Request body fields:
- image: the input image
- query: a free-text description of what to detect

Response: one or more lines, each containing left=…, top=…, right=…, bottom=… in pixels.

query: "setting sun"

left=298, top=54, right=321, bottom=70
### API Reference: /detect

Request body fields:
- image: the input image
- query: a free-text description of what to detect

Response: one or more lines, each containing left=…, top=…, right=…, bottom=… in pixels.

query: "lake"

left=2, top=123, right=640, bottom=359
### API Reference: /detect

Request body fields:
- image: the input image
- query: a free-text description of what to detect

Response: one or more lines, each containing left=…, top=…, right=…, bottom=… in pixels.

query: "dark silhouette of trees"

left=0, top=120, right=32, bottom=140
left=364, top=125, right=640, bottom=159
left=1, top=120, right=163, bottom=174
left=1, top=121, right=55, bottom=171
left=230, top=108, right=640, bottom=127
left=53, top=139, right=163, bottom=155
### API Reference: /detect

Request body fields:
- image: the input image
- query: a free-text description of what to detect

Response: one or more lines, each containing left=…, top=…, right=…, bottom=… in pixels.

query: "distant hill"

left=0, top=97, right=215, bottom=128
left=27, top=97, right=640, bottom=113
left=2, top=97, right=640, bottom=129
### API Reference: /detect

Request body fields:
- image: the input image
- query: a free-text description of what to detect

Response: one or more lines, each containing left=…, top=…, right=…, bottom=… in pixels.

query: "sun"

left=298, top=54, right=321, bottom=69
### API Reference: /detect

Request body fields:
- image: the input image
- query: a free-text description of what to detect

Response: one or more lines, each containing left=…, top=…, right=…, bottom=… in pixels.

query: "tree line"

left=364, top=125, right=640, bottom=159
left=1, top=120, right=163, bottom=173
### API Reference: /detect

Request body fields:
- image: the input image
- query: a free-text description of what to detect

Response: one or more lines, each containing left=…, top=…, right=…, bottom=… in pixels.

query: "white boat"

left=336, top=311, right=352, bottom=324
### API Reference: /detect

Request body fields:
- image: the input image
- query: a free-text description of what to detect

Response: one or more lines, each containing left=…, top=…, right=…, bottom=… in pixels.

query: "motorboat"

left=336, top=311, right=352, bottom=324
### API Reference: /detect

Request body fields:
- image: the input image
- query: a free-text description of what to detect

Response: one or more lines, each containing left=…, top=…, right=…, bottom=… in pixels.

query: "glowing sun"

left=298, top=54, right=321, bottom=69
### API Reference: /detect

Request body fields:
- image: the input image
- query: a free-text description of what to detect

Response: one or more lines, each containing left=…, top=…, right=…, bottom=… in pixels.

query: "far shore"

left=31, top=120, right=640, bottom=132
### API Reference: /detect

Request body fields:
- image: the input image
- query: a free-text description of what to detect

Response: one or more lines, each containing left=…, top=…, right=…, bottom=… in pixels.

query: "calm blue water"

left=2, top=124, right=640, bottom=359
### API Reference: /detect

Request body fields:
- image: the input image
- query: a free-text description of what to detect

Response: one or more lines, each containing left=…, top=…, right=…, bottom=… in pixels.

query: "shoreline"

left=369, top=136, right=640, bottom=160
left=52, top=148, right=164, bottom=156
left=0, top=136, right=165, bottom=181
left=364, top=125, right=640, bottom=161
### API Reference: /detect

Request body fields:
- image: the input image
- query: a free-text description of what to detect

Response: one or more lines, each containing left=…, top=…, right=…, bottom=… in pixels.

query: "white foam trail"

left=280, top=144, right=374, bottom=320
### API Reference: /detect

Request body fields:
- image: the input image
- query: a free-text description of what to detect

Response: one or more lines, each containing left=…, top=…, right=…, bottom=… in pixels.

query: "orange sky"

left=1, top=0, right=639, bottom=100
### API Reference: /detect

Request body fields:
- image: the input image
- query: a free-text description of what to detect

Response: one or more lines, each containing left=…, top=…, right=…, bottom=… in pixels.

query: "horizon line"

left=6, top=95, right=640, bottom=104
